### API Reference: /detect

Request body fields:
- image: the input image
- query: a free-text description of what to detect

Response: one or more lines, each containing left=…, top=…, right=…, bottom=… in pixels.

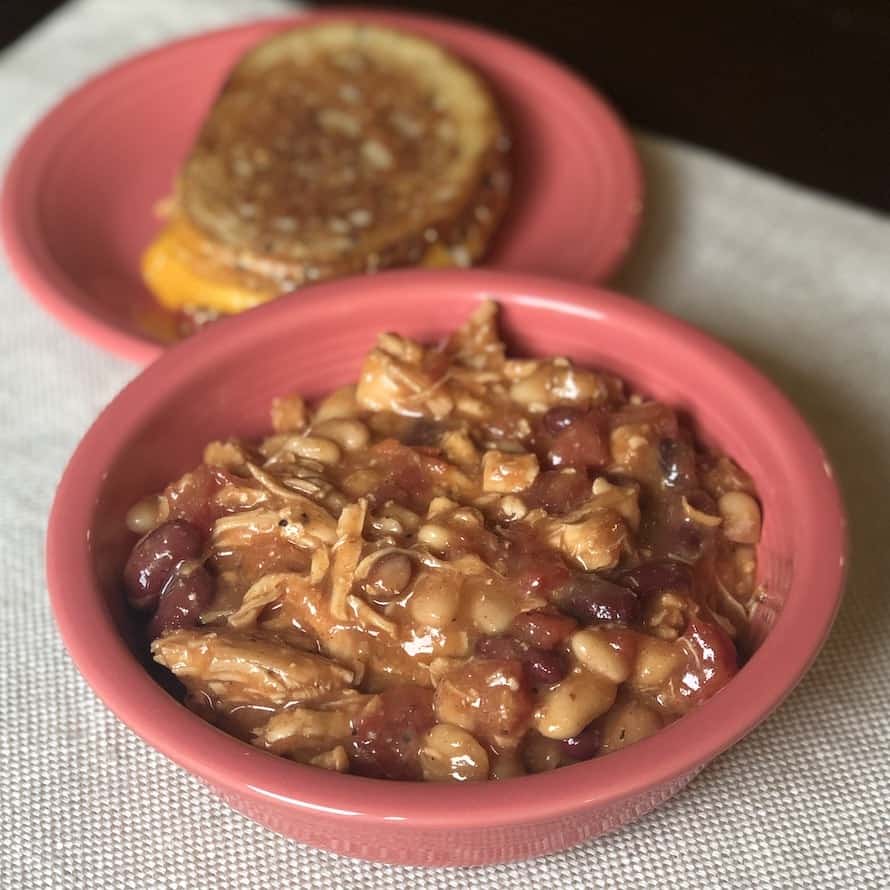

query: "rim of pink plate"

left=47, top=270, right=846, bottom=828
left=1, top=8, right=642, bottom=365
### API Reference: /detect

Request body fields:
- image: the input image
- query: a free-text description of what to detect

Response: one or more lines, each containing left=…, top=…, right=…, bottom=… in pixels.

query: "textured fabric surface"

left=1, top=1, right=888, bottom=887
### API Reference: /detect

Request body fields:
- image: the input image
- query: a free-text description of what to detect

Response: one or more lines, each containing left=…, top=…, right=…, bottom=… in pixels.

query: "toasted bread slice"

left=146, top=22, right=510, bottom=315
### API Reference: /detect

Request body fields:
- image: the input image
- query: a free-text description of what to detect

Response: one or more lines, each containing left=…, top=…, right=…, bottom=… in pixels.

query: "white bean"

left=629, top=637, right=685, bottom=691
left=313, top=385, right=360, bottom=423
left=381, top=503, right=421, bottom=534
left=449, top=507, right=484, bottom=528
left=570, top=629, right=633, bottom=684
left=409, top=574, right=461, bottom=627
left=534, top=668, right=617, bottom=740
left=284, top=435, right=341, bottom=465
left=311, top=418, right=369, bottom=452
left=600, top=699, right=662, bottom=752
left=499, top=495, right=528, bottom=521
left=469, top=589, right=517, bottom=634
left=419, top=724, right=489, bottom=782
left=125, top=496, right=167, bottom=534
left=417, top=523, right=454, bottom=553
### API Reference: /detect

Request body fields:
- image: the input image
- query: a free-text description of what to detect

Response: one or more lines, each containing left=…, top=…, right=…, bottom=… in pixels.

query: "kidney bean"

left=510, top=610, right=577, bottom=650
left=668, top=525, right=705, bottom=562
left=658, top=438, right=697, bottom=488
left=558, top=722, right=602, bottom=761
left=558, top=575, right=640, bottom=626
left=621, top=559, right=693, bottom=597
left=642, top=491, right=715, bottom=563
left=685, top=489, right=719, bottom=517
left=148, top=562, right=214, bottom=637
left=400, top=418, right=444, bottom=447
left=124, top=520, right=204, bottom=611
left=524, top=650, right=569, bottom=685
left=475, top=636, right=569, bottom=686
left=542, top=406, right=586, bottom=435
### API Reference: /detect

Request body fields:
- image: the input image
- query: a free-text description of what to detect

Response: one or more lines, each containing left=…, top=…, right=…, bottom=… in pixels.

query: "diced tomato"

left=164, top=465, right=234, bottom=533
left=503, top=527, right=571, bottom=597
left=524, top=469, right=591, bottom=514
left=349, top=686, right=436, bottom=781
left=435, top=658, right=532, bottom=748
left=533, top=406, right=610, bottom=470
left=368, top=439, right=431, bottom=510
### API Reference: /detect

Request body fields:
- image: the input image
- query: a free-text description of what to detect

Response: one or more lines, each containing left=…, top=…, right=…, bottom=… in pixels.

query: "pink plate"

left=46, top=270, right=846, bottom=866
left=1, top=9, right=641, bottom=364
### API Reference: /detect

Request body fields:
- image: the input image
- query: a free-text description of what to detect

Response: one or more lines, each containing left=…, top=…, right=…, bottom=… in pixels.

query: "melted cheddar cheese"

left=141, top=220, right=279, bottom=316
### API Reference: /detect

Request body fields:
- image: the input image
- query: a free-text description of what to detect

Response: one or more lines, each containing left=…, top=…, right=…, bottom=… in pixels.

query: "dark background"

left=5, top=0, right=888, bottom=212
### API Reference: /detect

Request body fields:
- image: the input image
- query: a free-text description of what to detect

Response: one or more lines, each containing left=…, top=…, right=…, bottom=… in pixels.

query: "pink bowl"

left=2, top=9, right=641, bottom=364
left=47, top=271, right=845, bottom=865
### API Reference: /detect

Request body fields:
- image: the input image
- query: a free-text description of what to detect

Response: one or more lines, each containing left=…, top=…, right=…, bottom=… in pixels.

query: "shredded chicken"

left=329, top=499, right=367, bottom=620
left=540, top=507, right=628, bottom=571
left=254, top=692, right=378, bottom=756
left=446, top=300, right=505, bottom=371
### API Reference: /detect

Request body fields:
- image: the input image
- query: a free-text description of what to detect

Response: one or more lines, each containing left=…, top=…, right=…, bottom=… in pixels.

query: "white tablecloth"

left=1, top=1, right=887, bottom=887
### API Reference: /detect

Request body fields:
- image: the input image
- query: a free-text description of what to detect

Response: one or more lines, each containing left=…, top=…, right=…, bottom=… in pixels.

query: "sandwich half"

left=142, top=22, right=512, bottom=319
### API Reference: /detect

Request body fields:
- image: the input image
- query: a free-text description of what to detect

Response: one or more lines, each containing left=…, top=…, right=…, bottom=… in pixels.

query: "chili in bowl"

left=47, top=270, right=845, bottom=864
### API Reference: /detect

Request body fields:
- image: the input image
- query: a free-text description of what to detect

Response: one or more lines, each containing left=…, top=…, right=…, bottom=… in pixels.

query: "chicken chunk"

left=540, top=506, right=627, bottom=571
left=151, top=627, right=354, bottom=708
left=481, top=450, right=539, bottom=493
left=270, top=392, right=308, bottom=433
left=507, top=358, right=611, bottom=411
left=356, top=333, right=453, bottom=419
left=446, top=300, right=506, bottom=371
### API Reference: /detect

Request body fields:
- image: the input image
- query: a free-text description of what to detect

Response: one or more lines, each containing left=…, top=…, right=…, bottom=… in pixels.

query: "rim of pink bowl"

left=47, top=270, right=846, bottom=828
left=1, top=8, right=642, bottom=366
